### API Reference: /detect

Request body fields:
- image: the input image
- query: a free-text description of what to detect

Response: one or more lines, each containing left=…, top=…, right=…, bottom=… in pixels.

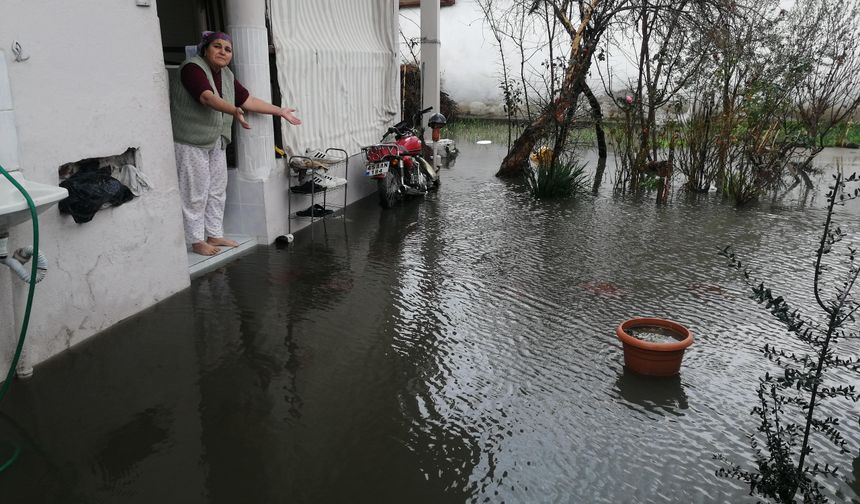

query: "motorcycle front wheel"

left=418, top=156, right=440, bottom=191
left=378, top=170, right=402, bottom=209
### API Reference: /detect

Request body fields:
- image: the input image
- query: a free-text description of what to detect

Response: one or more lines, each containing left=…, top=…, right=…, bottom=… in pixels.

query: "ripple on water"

left=5, top=146, right=860, bottom=503
left=370, top=148, right=860, bottom=502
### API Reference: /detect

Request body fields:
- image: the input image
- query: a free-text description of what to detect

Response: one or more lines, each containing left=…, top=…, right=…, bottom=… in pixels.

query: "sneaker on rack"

left=311, top=172, right=337, bottom=189
left=315, top=172, right=347, bottom=187
left=304, top=148, right=340, bottom=164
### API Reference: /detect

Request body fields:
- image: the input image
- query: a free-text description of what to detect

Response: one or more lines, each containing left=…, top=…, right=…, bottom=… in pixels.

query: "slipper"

left=290, top=181, right=326, bottom=194
left=296, top=205, right=333, bottom=217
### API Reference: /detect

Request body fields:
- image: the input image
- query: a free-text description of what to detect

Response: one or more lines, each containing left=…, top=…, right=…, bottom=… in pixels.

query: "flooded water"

left=2, top=143, right=860, bottom=503
left=625, top=326, right=685, bottom=344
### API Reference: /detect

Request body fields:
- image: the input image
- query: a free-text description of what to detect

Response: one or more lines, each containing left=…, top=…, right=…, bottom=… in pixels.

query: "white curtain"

left=268, top=0, right=400, bottom=155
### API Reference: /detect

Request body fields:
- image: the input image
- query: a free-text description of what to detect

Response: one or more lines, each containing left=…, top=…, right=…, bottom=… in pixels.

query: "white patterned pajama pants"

left=174, top=141, right=228, bottom=244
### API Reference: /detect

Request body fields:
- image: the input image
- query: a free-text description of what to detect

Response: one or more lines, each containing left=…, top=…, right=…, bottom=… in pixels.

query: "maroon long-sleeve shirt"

left=180, top=63, right=250, bottom=107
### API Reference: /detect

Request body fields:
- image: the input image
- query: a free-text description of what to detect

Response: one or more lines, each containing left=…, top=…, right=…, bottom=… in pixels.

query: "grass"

left=821, top=122, right=860, bottom=147
left=445, top=118, right=597, bottom=146
left=447, top=118, right=860, bottom=149
left=444, top=118, right=524, bottom=144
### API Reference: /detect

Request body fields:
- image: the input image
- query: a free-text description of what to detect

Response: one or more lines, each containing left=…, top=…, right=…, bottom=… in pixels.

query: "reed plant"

left=524, top=156, right=589, bottom=199
left=722, top=161, right=761, bottom=206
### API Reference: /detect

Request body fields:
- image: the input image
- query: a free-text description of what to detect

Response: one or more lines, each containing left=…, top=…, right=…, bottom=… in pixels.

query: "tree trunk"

left=582, top=83, right=607, bottom=159
left=632, top=3, right=651, bottom=186
left=582, top=82, right=607, bottom=192
left=495, top=0, right=600, bottom=178
left=496, top=113, right=554, bottom=178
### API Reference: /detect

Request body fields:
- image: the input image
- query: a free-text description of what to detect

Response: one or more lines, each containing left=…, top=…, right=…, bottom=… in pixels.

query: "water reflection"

left=94, top=406, right=172, bottom=488
left=1, top=145, right=859, bottom=502
left=369, top=196, right=482, bottom=494
left=849, top=454, right=860, bottom=503
left=614, top=367, right=690, bottom=414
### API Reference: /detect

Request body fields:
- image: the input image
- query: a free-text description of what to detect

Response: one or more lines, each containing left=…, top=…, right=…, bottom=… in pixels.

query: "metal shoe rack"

left=287, top=148, right=348, bottom=233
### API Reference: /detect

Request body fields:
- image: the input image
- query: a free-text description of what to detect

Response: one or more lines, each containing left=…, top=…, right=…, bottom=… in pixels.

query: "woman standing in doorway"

left=170, top=31, right=302, bottom=256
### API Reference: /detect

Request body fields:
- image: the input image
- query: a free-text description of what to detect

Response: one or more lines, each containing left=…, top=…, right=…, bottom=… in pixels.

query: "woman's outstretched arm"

left=240, top=96, right=302, bottom=125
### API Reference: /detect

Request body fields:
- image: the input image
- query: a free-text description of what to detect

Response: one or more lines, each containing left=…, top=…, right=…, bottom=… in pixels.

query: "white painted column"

left=226, top=0, right=274, bottom=180
left=420, top=0, right=441, bottom=128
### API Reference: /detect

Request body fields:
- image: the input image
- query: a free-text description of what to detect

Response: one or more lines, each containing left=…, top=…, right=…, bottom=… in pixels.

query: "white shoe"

left=304, top=148, right=339, bottom=164
left=327, top=174, right=347, bottom=187
left=311, top=172, right=337, bottom=188
left=314, top=172, right=346, bottom=187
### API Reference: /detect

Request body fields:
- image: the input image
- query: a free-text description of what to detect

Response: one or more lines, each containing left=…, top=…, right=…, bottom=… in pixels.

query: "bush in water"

left=716, top=170, right=860, bottom=503
left=524, top=155, right=589, bottom=200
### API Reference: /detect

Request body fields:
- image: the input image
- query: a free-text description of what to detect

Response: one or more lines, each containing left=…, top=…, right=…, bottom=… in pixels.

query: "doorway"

left=157, top=0, right=226, bottom=66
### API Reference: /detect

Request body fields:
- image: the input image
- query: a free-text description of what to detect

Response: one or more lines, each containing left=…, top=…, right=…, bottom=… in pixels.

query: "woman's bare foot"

left=207, top=236, right=239, bottom=247
left=192, top=241, right=220, bottom=256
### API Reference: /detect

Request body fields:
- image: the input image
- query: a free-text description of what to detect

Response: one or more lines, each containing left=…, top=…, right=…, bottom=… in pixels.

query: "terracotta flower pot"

left=616, top=318, right=693, bottom=376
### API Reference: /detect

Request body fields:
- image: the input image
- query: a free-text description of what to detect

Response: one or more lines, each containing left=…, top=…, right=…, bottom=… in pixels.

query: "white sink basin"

left=0, top=171, right=68, bottom=231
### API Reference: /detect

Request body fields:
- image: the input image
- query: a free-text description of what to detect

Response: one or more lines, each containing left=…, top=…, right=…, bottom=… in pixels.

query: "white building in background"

left=399, top=0, right=636, bottom=118
left=400, top=0, right=507, bottom=117
left=0, top=0, right=401, bottom=378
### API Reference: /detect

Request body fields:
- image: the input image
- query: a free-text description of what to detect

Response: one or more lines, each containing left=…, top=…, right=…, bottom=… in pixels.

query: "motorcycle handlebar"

left=419, top=106, right=433, bottom=115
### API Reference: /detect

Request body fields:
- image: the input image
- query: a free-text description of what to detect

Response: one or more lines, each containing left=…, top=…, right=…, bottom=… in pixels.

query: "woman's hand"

left=234, top=107, right=251, bottom=129
left=280, top=107, right=302, bottom=126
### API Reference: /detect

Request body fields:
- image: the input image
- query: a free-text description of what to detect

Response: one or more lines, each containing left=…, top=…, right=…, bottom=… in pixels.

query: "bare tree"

left=790, top=0, right=860, bottom=170
left=496, top=0, right=612, bottom=178
left=598, top=0, right=719, bottom=191
left=495, top=0, right=733, bottom=179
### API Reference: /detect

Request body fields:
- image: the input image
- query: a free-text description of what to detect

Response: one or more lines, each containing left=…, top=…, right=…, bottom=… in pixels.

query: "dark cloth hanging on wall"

left=58, top=160, right=134, bottom=223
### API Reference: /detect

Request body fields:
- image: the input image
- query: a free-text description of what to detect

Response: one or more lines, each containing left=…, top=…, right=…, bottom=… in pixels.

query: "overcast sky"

left=399, top=0, right=637, bottom=105
left=400, top=0, right=799, bottom=105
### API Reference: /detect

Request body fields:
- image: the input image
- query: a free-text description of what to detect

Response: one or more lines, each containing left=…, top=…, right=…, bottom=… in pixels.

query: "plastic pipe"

left=0, top=161, right=38, bottom=475
left=0, top=163, right=39, bottom=390
left=3, top=246, right=47, bottom=284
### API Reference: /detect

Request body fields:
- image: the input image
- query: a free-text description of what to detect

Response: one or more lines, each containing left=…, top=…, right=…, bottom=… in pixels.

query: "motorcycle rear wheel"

left=378, top=170, right=402, bottom=209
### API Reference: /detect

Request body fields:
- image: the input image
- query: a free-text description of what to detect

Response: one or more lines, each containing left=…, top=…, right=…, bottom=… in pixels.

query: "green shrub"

left=638, top=174, right=661, bottom=190
left=524, top=157, right=589, bottom=199
left=722, top=164, right=761, bottom=206
left=717, top=170, right=860, bottom=503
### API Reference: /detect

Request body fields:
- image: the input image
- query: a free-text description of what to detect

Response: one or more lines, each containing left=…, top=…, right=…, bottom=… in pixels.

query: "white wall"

left=399, top=0, right=635, bottom=117
left=0, top=0, right=190, bottom=371
left=401, top=0, right=502, bottom=114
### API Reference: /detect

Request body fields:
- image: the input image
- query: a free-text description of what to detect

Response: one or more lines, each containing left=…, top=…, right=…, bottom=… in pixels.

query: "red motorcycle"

left=363, top=107, right=446, bottom=208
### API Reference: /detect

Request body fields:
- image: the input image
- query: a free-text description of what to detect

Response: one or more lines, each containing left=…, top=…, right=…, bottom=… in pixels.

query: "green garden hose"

left=0, top=162, right=40, bottom=473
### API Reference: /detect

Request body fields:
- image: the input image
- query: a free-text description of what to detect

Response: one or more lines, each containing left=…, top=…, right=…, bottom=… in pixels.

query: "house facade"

left=0, top=0, right=400, bottom=377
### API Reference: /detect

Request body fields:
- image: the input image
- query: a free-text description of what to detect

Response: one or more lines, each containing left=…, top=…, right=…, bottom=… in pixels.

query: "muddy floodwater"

left=2, top=142, right=860, bottom=503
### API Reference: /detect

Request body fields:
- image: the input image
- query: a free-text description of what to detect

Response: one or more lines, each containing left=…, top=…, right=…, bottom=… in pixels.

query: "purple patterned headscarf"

left=198, top=31, right=233, bottom=54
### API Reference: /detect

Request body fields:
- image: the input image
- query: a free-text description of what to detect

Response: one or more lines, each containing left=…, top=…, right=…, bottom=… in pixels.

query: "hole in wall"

left=58, top=147, right=140, bottom=181
left=57, top=147, right=152, bottom=224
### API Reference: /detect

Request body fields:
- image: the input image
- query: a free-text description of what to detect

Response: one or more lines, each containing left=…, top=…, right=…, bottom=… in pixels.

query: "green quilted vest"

left=169, top=55, right=235, bottom=150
